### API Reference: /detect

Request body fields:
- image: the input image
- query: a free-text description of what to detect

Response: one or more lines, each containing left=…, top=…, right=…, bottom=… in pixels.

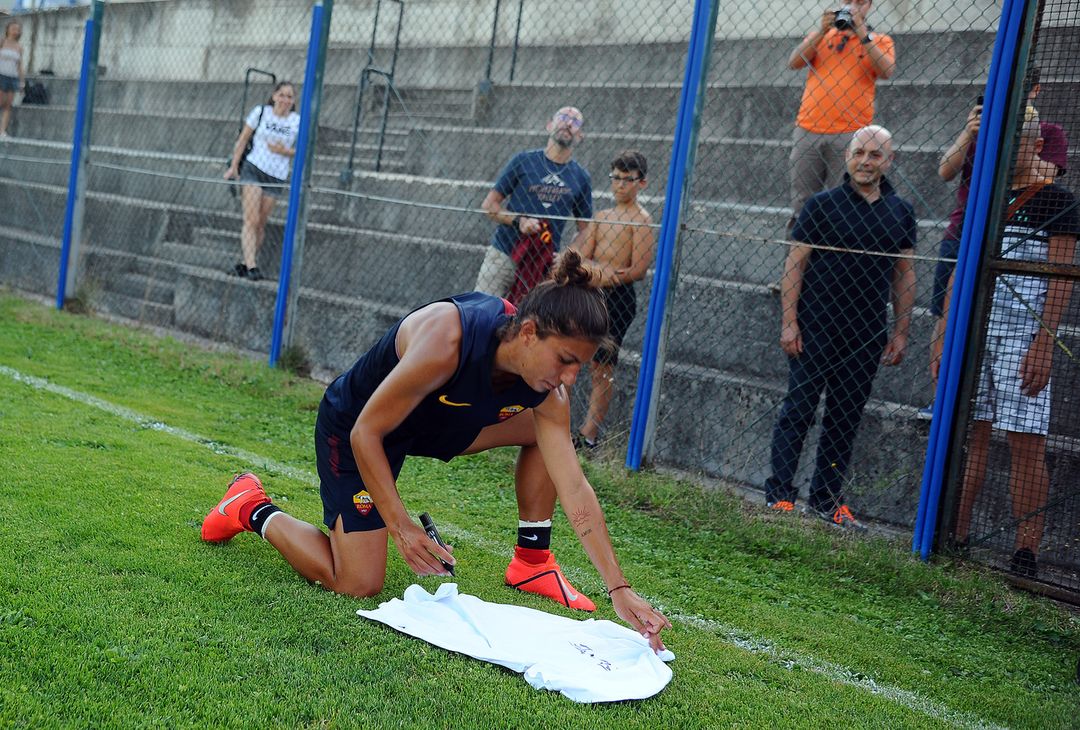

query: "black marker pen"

left=419, top=512, right=454, bottom=576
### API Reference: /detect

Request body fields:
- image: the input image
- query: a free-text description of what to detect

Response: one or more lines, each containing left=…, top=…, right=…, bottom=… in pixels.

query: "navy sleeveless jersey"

left=320, top=292, right=548, bottom=461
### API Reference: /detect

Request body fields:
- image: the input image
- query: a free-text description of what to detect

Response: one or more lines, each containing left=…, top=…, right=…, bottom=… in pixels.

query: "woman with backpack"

left=223, top=81, right=300, bottom=281
left=0, top=21, right=24, bottom=138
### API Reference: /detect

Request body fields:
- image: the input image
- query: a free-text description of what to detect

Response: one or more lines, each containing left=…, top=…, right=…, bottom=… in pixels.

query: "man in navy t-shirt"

left=766, top=125, right=917, bottom=529
left=475, top=106, right=593, bottom=299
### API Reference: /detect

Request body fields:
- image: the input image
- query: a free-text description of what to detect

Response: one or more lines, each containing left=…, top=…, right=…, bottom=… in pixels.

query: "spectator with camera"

left=475, top=106, right=593, bottom=301
left=786, top=1, right=896, bottom=229
left=0, top=20, right=24, bottom=139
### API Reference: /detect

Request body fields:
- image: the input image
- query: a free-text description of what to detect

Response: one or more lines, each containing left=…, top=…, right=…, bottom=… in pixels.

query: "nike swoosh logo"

left=521, top=533, right=539, bottom=541
left=556, top=573, right=579, bottom=601
left=218, top=489, right=254, bottom=516
left=438, top=394, right=471, bottom=407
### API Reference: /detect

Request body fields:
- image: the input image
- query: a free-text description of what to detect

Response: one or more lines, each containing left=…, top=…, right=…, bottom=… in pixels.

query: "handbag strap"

left=1005, top=180, right=1050, bottom=221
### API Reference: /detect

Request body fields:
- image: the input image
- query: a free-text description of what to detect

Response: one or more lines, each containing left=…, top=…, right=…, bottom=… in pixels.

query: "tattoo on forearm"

left=570, top=507, right=591, bottom=528
left=580, top=528, right=593, bottom=537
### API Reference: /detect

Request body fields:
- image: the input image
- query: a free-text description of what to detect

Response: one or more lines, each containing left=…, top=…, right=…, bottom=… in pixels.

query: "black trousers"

left=764, top=321, right=886, bottom=512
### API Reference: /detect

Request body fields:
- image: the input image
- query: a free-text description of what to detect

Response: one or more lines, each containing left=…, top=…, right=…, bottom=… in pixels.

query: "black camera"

left=834, top=5, right=854, bottom=30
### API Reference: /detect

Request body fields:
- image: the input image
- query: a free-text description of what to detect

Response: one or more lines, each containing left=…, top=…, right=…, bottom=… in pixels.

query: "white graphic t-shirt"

left=357, top=583, right=674, bottom=703
left=244, top=105, right=300, bottom=181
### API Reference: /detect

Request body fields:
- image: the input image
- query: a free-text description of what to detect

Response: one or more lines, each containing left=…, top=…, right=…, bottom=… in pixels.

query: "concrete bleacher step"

left=159, top=219, right=481, bottom=308
left=0, top=225, right=61, bottom=296
left=160, top=240, right=238, bottom=273
left=0, top=136, right=408, bottom=211
left=110, top=271, right=175, bottom=306
left=480, top=79, right=1016, bottom=147
left=307, top=169, right=952, bottom=310
left=400, top=124, right=957, bottom=217
left=321, top=136, right=410, bottom=155
left=32, top=77, right=476, bottom=128
left=95, top=289, right=176, bottom=329
left=615, top=272, right=936, bottom=408
left=195, top=29, right=1005, bottom=90
left=8, top=103, right=417, bottom=162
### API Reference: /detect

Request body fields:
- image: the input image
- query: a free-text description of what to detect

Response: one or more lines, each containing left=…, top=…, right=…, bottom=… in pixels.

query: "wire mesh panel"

left=293, top=0, right=693, bottom=455
left=647, top=1, right=1005, bottom=528
left=64, top=0, right=316, bottom=352
left=0, top=8, right=86, bottom=300
left=944, top=0, right=1080, bottom=594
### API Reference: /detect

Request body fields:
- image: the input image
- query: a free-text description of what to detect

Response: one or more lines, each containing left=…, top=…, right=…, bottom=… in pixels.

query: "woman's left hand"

left=267, top=141, right=293, bottom=156
left=610, top=587, right=672, bottom=653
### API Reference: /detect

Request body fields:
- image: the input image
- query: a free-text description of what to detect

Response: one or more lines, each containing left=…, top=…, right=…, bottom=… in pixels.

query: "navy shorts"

left=239, top=159, right=287, bottom=199
left=0, top=75, right=17, bottom=93
left=594, top=284, right=637, bottom=366
left=315, top=399, right=404, bottom=533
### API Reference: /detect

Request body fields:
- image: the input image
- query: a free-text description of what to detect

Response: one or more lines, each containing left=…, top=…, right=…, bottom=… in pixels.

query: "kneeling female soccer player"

left=201, top=250, right=670, bottom=651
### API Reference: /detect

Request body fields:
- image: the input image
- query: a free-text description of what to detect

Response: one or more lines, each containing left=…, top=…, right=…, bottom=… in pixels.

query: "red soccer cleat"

left=505, top=548, right=596, bottom=612
left=201, top=472, right=270, bottom=543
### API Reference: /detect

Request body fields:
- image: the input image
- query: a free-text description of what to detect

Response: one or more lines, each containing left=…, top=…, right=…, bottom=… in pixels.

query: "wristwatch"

left=861, top=33, right=873, bottom=44
left=511, top=215, right=522, bottom=230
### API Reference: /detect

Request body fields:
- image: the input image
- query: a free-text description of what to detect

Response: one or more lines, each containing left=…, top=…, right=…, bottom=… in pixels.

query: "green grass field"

left=0, top=290, right=1077, bottom=729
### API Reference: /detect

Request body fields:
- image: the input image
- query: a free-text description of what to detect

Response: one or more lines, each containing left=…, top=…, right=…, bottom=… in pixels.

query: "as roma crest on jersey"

left=498, top=405, right=525, bottom=422
left=353, top=490, right=374, bottom=516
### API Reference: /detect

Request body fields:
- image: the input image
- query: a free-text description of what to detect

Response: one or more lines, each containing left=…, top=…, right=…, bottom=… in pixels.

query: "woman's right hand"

left=611, top=588, right=672, bottom=654
left=224, top=165, right=239, bottom=180
left=391, top=521, right=455, bottom=577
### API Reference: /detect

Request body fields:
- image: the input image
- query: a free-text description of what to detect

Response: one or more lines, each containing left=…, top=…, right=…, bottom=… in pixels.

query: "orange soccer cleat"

left=201, top=472, right=270, bottom=543
left=505, top=547, right=596, bottom=612
left=768, top=500, right=796, bottom=512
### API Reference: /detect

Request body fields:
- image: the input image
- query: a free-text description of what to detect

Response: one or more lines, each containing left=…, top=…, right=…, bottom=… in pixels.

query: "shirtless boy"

left=575, top=151, right=656, bottom=448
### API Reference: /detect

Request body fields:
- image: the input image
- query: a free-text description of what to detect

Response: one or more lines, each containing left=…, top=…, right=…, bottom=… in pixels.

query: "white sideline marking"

left=1, top=364, right=1003, bottom=729
left=0, top=365, right=315, bottom=485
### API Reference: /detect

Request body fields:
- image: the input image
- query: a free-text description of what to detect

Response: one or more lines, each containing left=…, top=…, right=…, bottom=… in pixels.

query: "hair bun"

left=550, top=249, right=595, bottom=288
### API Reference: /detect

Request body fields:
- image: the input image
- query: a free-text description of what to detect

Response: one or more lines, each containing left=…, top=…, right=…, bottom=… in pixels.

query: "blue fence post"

left=911, top=0, right=1034, bottom=559
left=269, top=0, right=333, bottom=367
left=56, top=0, right=104, bottom=309
left=625, top=0, right=719, bottom=469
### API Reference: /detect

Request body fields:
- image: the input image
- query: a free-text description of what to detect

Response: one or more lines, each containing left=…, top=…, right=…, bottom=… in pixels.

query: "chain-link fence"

left=69, top=1, right=316, bottom=345
left=938, top=0, right=1080, bottom=595
left=291, top=0, right=692, bottom=448
left=2, top=0, right=1078, bottom=595
left=647, top=2, right=1005, bottom=531
left=0, top=9, right=84, bottom=298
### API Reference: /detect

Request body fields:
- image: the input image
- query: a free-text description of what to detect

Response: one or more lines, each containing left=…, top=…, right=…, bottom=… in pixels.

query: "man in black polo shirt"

left=765, top=125, right=916, bottom=529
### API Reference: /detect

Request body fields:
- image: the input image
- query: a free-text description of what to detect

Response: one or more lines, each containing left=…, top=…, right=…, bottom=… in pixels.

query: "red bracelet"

left=607, top=584, right=631, bottom=596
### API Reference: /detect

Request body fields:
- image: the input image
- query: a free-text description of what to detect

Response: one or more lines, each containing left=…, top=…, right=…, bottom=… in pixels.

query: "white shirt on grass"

left=358, top=583, right=674, bottom=703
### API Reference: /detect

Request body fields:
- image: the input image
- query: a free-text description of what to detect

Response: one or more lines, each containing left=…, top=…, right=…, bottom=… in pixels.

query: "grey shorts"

left=239, top=160, right=288, bottom=199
